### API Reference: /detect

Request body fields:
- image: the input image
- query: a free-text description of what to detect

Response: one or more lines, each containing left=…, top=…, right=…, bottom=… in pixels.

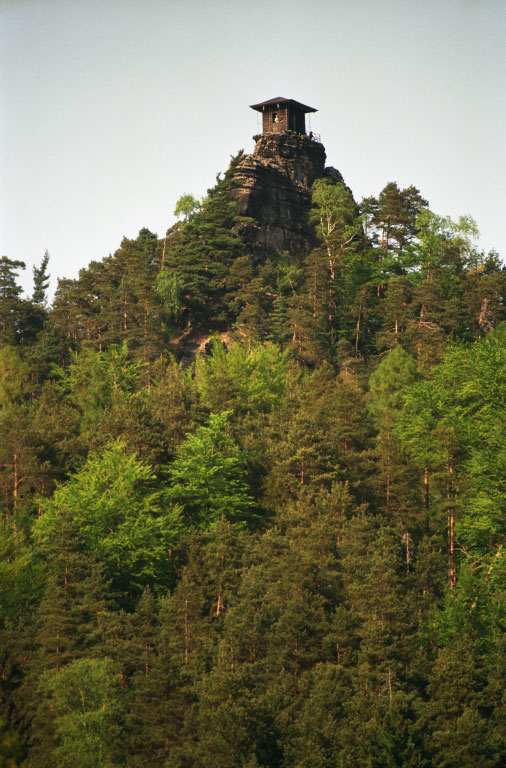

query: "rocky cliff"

left=231, top=132, right=343, bottom=262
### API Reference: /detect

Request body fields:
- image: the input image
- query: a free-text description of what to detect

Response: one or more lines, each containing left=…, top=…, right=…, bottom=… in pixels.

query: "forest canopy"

left=0, top=163, right=505, bottom=767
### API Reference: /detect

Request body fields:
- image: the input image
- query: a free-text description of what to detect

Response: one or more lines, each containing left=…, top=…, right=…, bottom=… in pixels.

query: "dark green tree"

left=160, top=153, right=248, bottom=332
left=0, top=257, right=26, bottom=347
left=32, top=252, right=50, bottom=308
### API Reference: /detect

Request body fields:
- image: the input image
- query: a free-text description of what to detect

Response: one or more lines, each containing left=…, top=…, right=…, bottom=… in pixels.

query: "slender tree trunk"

left=184, top=599, right=189, bottom=665
left=355, top=293, right=364, bottom=353
left=385, top=433, right=391, bottom=512
left=417, top=304, right=425, bottom=360
left=13, top=453, right=18, bottom=512
left=328, top=249, right=335, bottom=328
left=13, top=453, right=18, bottom=573
left=56, top=630, right=60, bottom=675
left=312, top=265, right=317, bottom=318
left=448, top=462, right=456, bottom=593
left=216, top=554, right=224, bottom=615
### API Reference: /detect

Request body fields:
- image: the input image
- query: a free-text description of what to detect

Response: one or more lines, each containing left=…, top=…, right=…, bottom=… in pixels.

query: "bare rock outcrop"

left=231, top=132, right=343, bottom=262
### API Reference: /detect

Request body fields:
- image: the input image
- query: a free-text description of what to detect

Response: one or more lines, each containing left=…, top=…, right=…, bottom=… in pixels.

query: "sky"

left=1, top=0, right=505, bottom=298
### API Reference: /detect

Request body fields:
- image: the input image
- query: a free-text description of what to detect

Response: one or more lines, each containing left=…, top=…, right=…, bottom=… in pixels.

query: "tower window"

left=272, top=111, right=279, bottom=123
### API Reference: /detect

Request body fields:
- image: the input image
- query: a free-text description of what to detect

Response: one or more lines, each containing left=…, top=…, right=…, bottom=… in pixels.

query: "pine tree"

left=32, top=252, right=50, bottom=308
left=0, top=257, right=26, bottom=347
left=161, top=155, right=247, bottom=332
left=19, top=514, right=113, bottom=767
left=368, top=346, right=423, bottom=530
left=262, top=362, right=372, bottom=511
left=367, top=182, right=428, bottom=253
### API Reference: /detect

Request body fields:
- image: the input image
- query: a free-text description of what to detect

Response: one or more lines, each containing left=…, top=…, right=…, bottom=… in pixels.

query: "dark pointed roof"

left=250, top=97, right=317, bottom=114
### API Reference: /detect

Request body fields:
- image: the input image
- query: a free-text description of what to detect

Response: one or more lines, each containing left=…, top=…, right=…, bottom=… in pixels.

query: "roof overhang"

left=250, top=97, right=317, bottom=114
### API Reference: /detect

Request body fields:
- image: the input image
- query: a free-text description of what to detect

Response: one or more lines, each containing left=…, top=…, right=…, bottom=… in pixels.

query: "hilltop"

left=0, top=121, right=506, bottom=766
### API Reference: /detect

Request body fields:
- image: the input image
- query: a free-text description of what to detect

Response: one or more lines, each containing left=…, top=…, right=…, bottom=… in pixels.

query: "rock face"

left=231, top=132, right=343, bottom=263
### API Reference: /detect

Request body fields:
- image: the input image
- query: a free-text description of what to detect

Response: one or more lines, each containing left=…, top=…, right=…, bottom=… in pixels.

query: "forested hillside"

left=1, top=159, right=506, bottom=767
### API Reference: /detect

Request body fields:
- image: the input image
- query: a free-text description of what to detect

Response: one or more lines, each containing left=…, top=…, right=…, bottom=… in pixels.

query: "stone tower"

left=230, top=97, right=343, bottom=263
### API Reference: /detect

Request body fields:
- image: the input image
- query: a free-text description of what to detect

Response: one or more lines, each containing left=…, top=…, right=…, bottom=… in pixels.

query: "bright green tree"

left=55, top=342, right=146, bottom=428
left=35, top=442, right=183, bottom=596
left=39, top=658, right=122, bottom=768
left=194, top=338, right=292, bottom=419
left=174, top=194, right=201, bottom=221
left=166, top=412, right=253, bottom=530
left=308, top=179, right=363, bottom=355
left=368, top=346, right=422, bottom=528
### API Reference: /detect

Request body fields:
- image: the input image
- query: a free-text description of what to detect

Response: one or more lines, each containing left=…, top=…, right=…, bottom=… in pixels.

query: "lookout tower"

left=250, top=97, right=317, bottom=135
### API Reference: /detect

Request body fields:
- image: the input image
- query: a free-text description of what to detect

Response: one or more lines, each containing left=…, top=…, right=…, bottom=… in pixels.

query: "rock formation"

left=231, top=131, right=343, bottom=263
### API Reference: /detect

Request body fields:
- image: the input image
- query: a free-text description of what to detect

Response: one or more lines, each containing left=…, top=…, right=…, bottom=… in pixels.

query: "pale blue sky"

left=1, top=0, right=505, bottom=297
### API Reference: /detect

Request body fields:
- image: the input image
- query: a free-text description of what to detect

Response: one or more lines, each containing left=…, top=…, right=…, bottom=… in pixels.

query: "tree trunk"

left=184, top=599, right=189, bottom=665
left=448, top=462, right=456, bottom=593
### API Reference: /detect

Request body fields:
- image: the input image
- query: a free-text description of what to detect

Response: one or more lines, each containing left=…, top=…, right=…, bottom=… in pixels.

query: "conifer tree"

left=368, top=346, right=422, bottom=530
left=161, top=155, right=247, bottom=332
left=0, top=257, right=27, bottom=347
left=32, top=252, right=50, bottom=308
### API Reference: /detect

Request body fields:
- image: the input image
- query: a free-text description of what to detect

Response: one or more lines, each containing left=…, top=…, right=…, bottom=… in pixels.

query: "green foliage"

left=155, top=268, right=182, bottom=317
left=414, top=210, right=479, bottom=274
left=35, top=442, right=182, bottom=595
left=55, top=342, right=146, bottom=427
left=311, top=178, right=362, bottom=254
left=194, top=338, right=292, bottom=417
left=0, top=150, right=505, bottom=767
left=48, top=228, right=169, bottom=368
left=368, top=346, right=422, bottom=526
left=362, top=181, right=428, bottom=252
left=174, top=194, right=201, bottom=221
left=0, top=718, right=25, bottom=767
left=32, top=251, right=50, bottom=307
left=262, top=363, right=372, bottom=510
left=166, top=412, right=254, bottom=530
left=0, top=346, right=29, bottom=410
left=0, top=257, right=27, bottom=347
left=163, top=156, right=247, bottom=329
left=368, top=345, right=419, bottom=427
left=398, top=330, right=506, bottom=556
left=39, top=658, right=122, bottom=768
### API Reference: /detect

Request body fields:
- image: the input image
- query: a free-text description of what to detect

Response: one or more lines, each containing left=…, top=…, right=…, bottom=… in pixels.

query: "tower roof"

left=250, top=97, right=317, bottom=114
